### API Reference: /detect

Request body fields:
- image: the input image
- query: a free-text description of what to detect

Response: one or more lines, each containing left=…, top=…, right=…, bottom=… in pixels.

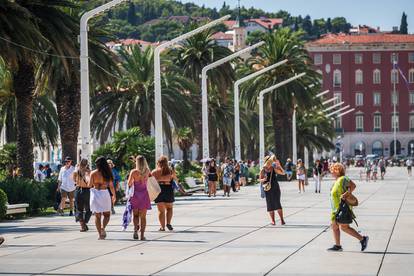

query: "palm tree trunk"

left=13, top=62, right=35, bottom=178
left=56, top=73, right=80, bottom=163
left=5, top=109, right=16, bottom=143
left=271, top=103, right=286, bottom=161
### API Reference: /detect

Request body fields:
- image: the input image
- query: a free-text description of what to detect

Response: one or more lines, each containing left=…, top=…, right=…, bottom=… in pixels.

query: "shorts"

left=223, top=177, right=232, bottom=186
left=297, top=174, right=306, bottom=181
left=286, top=170, right=293, bottom=176
left=61, top=189, right=74, bottom=200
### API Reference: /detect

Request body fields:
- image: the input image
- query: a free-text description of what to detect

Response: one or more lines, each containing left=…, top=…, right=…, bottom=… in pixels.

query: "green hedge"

left=0, top=177, right=58, bottom=215
left=0, top=188, right=7, bottom=220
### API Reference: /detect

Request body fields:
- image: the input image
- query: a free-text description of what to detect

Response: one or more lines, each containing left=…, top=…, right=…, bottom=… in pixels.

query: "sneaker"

left=327, top=245, right=343, bottom=252
left=360, top=236, right=369, bottom=251
left=133, top=231, right=138, bottom=240
left=166, top=224, right=174, bottom=231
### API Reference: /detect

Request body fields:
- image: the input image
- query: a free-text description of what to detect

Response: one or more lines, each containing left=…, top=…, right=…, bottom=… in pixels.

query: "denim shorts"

left=223, top=177, right=232, bottom=186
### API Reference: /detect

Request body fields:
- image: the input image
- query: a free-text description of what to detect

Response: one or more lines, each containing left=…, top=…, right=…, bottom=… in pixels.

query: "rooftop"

left=212, top=31, right=233, bottom=40
left=308, top=33, right=414, bottom=46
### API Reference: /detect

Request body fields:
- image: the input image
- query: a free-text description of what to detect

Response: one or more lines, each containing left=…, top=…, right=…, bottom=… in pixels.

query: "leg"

left=339, top=224, right=363, bottom=241
left=139, top=210, right=147, bottom=240
left=133, top=209, right=140, bottom=232
left=268, top=211, right=275, bottom=224
left=331, top=221, right=341, bottom=246
left=95, top=213, right=102, bottom=238
left=102, top=211, right=110, bottom=229
left=166, top=203, right=174, bottom=226
left=277, top=209, right=285, bottom=224
left=213, top=181, right=217, bottom=196
left=208, top=181, right=213, bottom=197
left=157, top=203, right=166, bottom=230
left=68, top=191, right=75, bottom=214
left=84, top=190, right=92, bottom=225
left=60, top=191, right=67, bottom=213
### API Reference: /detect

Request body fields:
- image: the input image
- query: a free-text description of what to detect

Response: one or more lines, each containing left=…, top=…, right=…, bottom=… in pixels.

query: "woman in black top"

left=259, top=155, right=286, bottom=225
left=207, top=159, right=218, bottom=197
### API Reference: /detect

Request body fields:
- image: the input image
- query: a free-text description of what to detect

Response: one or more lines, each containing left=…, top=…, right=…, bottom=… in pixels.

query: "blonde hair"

left=136, top=155, right=149, bottom=176
left=330, top=162, right=345, bottom=176
left=264, top=155, right=277, bottom=167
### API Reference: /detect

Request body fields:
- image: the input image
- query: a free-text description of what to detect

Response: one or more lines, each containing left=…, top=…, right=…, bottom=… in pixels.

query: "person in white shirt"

left=406, top=159, right=413, bottom=177
left=34, top=164, right=46, bottom=182
left=57, top=156, right=76, bottom=216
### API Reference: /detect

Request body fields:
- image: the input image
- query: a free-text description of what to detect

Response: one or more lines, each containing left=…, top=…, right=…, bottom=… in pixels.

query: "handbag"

left=335, top=200, right=357, bottom=225
left=147, top=176, right=161, bottom=201
left=262, top=169, right=273, bottom=192
left=342, top=177, right=359, bottom=206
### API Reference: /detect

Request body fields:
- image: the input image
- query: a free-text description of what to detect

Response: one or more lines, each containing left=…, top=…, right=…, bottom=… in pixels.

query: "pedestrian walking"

left=202, top=161, right=209, bottom=194
left=127, top=156, right=151, bottom=240
left=240, top=161, right=248, bottom=187
left=107, top=159, right=121, bottom=214
left=365, top=161, right=371, bottom=182
left=328, top=162, right=369, bottom=252
left=234, top=161, right=241, bottom=191
left=313, top=159, right=323, bottom=193
left=259, top=155, right=286, bottom=225
left=284, top=158, right=294, bottom=181
left=371, top=161, right=378, bottom=182
left=406, top=159, right=413, bottom=177
left=221, top=157, right=234, bottom=197
left=378, top=157, right=386, bottom=180
left=207, top=159, right=218, bottom=197
left=44, top=164, right=52, bottom=179
left=296, top=159, right=306, bottom=193
left=34, top=164, right=46, bottom=182
left=57, top=157, right=76, bottom=216
left=72, top=159, right=91, bottom=232
left=152, top=155, right=178, bottom=231
left=89, top=157, right=116, bottom=240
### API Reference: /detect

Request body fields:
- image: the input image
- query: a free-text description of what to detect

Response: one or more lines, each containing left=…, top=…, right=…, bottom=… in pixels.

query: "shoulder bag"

left=147, top=176, right=161, bottom=201
left=262, top=169, right=273, bottom=192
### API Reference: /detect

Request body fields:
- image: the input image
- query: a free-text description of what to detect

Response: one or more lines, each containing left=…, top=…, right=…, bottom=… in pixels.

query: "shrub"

left=0, top=178, right=49, bottom=214
left=0, top=143, right=17, bottom=177
left=0, top=188, right=7, bottom=220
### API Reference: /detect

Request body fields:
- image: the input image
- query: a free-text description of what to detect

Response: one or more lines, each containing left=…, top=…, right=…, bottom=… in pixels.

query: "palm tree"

left=176, top=127, right=193, bottom=173
left=241, top=28, right=321, bottom=162
left=91, top=45, right=196, bottom=147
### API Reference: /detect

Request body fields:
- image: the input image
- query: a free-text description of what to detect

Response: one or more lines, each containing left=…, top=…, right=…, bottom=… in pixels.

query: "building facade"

left=306, top=33, right=414, bottom=157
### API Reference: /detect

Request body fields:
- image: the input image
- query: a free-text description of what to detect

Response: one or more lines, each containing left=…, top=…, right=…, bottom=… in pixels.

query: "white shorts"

left=297, top=174, right=306, bottom=181
left=90, top=188, right=111, bottom=213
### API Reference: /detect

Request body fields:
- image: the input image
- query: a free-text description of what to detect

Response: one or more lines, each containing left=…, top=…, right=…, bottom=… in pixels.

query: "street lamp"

left=234, top=59, right=288, bottom=161
left=80, top=0, right=129, bottom=162
left=154, top=15, right=231, bottom=160
left=201, top=41, right=265, bottom=159
left=258, top=73, right=306, bottom=167
left=322, top=101, right=344, bottom=113
left=326, top=105, right=351, bottom=117
left=315, top=90, right=330, bottom=98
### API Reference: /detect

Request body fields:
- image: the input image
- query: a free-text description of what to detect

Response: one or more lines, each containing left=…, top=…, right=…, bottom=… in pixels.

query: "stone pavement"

left=0, top=167, right=413, bottom=276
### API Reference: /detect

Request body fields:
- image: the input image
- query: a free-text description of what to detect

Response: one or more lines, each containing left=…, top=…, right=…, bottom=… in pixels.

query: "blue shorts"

left=223, top=177, right=232, bottom=186
left=286, top=170, right=293, bottom=176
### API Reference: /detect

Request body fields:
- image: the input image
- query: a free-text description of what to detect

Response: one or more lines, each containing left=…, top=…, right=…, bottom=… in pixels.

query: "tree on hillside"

left=127, top=2, right=137, bottom=25
left=400, top=12, right=408, bottom=34
left=302, top=15, right=313, bottom=35
left=326, top=17, right=332, bottom=33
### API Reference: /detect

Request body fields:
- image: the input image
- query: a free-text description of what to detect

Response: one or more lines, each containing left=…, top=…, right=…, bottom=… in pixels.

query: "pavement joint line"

left=376, top=178, right=410, bottom=276
left=149, top=197, right=327, bottom=276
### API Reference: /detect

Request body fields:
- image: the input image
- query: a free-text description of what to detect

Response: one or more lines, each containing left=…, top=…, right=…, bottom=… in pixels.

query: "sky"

left=178, top=0, right=414, bottom=33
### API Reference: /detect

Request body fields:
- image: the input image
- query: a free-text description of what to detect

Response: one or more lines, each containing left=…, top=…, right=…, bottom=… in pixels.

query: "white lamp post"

left=154, top=15, right=231, bottom=160
left=321, top=96, right=338, bottom=106
left=326, top=105, right=351, bottom=117
left=333, top=108, right=355, bottom=118
left=292, top=103, right=297, bottom=164
left=201, top=41, right=265, bottom=159
left=322, top=101, right=344, bottom=113
left=315, top=90, right=330, bottom=98
left=234, top=59, right=288, bottom=161
left=258, top=73, right=306, bottom=167
left=80, top=0, right=129, bottom=162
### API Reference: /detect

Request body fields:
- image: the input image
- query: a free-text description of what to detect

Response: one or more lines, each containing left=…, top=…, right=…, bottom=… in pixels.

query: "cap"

left=64, top=156, right=72, bottom=162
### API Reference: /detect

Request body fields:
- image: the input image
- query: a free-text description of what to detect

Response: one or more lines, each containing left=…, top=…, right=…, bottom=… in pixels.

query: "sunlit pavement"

left=0, top=167, right=413, bottom=276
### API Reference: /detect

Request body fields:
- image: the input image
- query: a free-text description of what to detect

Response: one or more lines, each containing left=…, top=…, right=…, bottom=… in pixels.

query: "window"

left=409, top=69, right=414, bottom=83
left=373, top=114, right=381, bottom=132
left=391, top=91, right=399, bottom=105
left=391, top=114, right=399, bottom=131
left=316, top=69, right=323, bottom=85
left=410, top=114, right=414, bottom=132
left=373, top=92, right=381, bottom=106
left=334, top=117, right=342, bottom=129
left=334, top=92, right=342, bottom=104
left=391, top=53, right=398, bottom=64
left=391, top=69, right=399, bottom=84
left=333, top=69, right=341, bottom=87
left=355, top=92, right=364, bottom=106
left=410, top=91, right=414, bottom=105
left=355, top=115, right=364, bottom=132
left=373, top=53, right=381, bottom=64
left=355, top=53, right=363, bottom=64
left=373, top=69, right=381, bottom=84
left=410, top=53, right=414, bottom=63
left=314, top=54, right=322, bottom=65
left=355, top=69, right=363, bottom=84
left=333, top=54, right=341, bottom=64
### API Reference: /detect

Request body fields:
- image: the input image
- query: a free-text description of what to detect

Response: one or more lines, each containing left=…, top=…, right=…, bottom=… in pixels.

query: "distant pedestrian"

left=221, top=157, right=234, bottom=197
left=365, top=161, right=371, bottom=182
left=378, top=157, right=386, bottom=180
left=34, top=164, right=45, bottom=182
left=152, top=155, right=178, bottom=231
left=407, top=159, right=413, bottom=176
left=371, top=161, right=378, bottom=182
left=259, top=155, right=286, bottom=225
left=296, top=159, right=306, bottom=193
left=127, top=156, right=151, bottom=240
left=89, top=157, right=116, bottom=240
left=72, top=159, right=91, bottom=232
left=44, top=164, right=52, bottom=179
left=57, top=157, right=76, bottom=216
left=207, top=159, right=218, bottom=197
left=234, top=161, right=241, bottom=191
left=313, top=159, right=323, bottom=193
left=240, top=161, right=248, bottom=186
left=328, top=163, right=369, bottom=252
left=202, top=161, right=209, bottom=194
left=284, top=158, right=294, bottom=181
left=107, top=159, right=121, bottom=214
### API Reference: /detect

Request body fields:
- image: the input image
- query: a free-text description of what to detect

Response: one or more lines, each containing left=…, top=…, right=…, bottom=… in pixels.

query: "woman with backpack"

left=328, top=162, right=369, bottom=252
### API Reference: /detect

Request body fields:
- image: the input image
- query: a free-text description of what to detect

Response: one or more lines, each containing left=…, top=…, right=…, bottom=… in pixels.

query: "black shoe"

left=360, top=236, right=369, bottom=251
left=327, top=245, right=343, bottom=252
left=166, top=224, right=173, bottom=231
left=69, top=210, right=73, bottom=216
left=133, top=231, right=139, bottom=240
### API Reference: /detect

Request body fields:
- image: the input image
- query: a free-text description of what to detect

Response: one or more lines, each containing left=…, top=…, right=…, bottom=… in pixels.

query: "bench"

left=6, top=203, right=29, bottom=215
left=184, top=177, right=205, bottom=193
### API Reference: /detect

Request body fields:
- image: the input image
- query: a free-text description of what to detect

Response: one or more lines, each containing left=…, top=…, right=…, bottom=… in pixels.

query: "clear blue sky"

left=178, top=0, right=414, bottom=33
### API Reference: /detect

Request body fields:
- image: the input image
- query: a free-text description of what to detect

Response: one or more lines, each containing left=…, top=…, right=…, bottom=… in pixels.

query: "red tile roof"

left=247, top=18, right=283, bottom=29
left=223, top=20, right=237, bottom=29
left=212, top=32, right=233, bottom=40
left=308, top=33, right=414, bottom=45
left=119, top=39, right=154, bottom=46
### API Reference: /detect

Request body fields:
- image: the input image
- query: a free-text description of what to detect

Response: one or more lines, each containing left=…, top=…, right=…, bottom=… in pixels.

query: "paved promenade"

left=0, top=167, right=413, bottom=276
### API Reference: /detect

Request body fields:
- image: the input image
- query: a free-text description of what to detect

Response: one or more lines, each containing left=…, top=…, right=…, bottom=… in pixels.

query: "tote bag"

left=147, top=176, right=161, bottom=201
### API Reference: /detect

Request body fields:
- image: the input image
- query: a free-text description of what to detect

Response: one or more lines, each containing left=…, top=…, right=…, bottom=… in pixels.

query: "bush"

left=0, top=188, right=7, bottom=220
left=0, top=178, right=49, bottom=214
left=0, top=143, right=17, bottom=177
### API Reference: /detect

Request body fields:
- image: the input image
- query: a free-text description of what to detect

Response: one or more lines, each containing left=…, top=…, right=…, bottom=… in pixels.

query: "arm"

left=109, top=181, right=116, bottom=204
left=57, top=169, right=63, bottom=191
left=259, top=169, right=267, bottom=183
left=127, top=170, right=135, bottom=188
left=114, top=170, right=121, bottom=191
left=89, top=172, right=95, bottom=188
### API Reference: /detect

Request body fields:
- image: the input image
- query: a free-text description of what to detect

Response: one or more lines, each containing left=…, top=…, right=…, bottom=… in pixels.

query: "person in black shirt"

left=313, top=159, right=323, bottom=193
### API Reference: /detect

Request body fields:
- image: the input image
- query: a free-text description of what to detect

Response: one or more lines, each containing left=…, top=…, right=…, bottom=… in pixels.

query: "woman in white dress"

left=89, top=157, right=116, bottom=240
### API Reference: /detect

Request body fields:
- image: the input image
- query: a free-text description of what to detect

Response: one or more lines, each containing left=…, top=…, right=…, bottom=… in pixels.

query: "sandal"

left=101, top=229, right=107, bottom=239
left=166, top=224, right=173, bottom=231
left=159, top=227, right=165, bottom=232
left=133, top=231, right=139, bottom=240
